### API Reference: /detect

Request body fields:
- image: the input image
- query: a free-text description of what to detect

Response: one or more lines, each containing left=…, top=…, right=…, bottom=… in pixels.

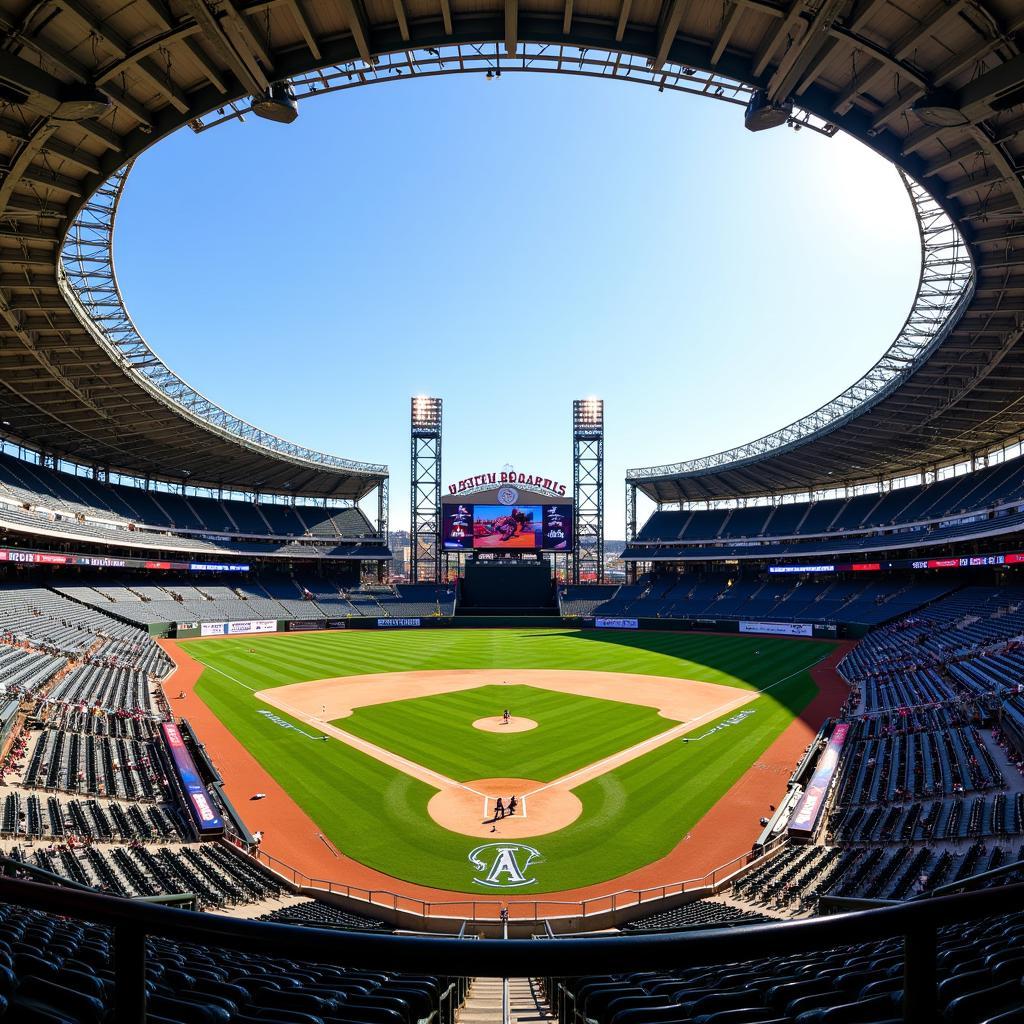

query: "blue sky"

left=116, top=72, right=919, bottom=537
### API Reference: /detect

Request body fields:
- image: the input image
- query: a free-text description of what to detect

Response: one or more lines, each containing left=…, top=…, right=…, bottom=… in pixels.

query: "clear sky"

left=115, top=72, right=920, bottom=537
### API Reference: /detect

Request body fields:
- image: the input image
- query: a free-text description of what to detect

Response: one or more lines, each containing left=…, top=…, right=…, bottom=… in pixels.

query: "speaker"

left=744, top=89, right=793, bottom=132
left=252, top=81, right=299, bottom=124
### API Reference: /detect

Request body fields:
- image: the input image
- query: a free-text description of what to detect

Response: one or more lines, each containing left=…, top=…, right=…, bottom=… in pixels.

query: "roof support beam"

left=178, top=0, right=269, bottom=93
left=948, top=53, right=1024, bottom=124
left=791, top=0, right=885, bottom=97
left=337, top=0, right=374, bottom=66
left=562, top=0, right=572, bottom=36
left=390, top=0, right=410, bottom=40
left=505, top=0, right=517, bottom=55
left=218, top=0, right=274, bottom=76
left=766, top=0, right=845, bottom=103
left=710, top=3, right=743, bottom=66
left=130, top=0, right=231, bottom=92
left=55, top=0, right=187, bottom=116
left=288, top=0, right=322, bottom=58
left=614, top=0, right=633, bottom=44
left=752, top=0, right=806, bottom=79
left=831, top=1, right=964, bottom=114
left=652, top=0, right=688, bottom=72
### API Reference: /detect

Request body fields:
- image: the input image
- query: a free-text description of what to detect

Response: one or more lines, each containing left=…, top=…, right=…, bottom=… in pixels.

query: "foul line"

left=521, top=654, right=835, bottom=800
left=186, top=656, right=473, bottom=794
left=190, top=648, right=835, bottom=806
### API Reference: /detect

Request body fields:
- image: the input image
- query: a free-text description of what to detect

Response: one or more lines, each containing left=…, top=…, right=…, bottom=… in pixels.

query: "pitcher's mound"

left=473, top=716, right=538, bottom=733
left=428, top=777, right=582, bottom=838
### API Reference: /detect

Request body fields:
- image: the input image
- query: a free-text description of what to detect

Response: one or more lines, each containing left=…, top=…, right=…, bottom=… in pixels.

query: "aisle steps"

left=457, top=977, right=554, bottom=1024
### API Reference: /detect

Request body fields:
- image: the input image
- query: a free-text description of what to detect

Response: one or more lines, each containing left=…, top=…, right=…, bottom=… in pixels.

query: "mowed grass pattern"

left=182, top=629, right=835, bottom=892
left=339, top=684, right=674, bottom=782
left=181, top=627, right=823, bottom=690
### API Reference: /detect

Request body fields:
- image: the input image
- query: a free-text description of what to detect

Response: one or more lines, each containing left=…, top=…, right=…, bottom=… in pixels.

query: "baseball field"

left=173, top=627, right=837, bottom=894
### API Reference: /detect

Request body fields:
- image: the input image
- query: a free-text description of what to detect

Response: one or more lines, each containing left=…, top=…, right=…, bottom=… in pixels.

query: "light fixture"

left=913, top=89, right=970, bottom=128
left=252, top=81, right=299, bottom=124
left=53, top=85, right=110, bottom=121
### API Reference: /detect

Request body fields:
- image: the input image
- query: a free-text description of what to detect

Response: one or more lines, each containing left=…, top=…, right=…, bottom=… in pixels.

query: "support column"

left=625, top=481, right=637, bottom=585
left=572, top=398, right=604, bottom=584
left=410, top=397, right=442, bottom=584
left=378, top=478, right=390, bottom=582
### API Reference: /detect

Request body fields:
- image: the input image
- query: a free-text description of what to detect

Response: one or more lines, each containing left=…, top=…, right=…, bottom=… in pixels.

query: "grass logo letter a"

left=468, top=843, right=541, bottom=888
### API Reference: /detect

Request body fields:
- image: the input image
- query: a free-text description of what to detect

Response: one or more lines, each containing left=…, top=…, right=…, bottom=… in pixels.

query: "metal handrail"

left=2, top=873, right=1024, bottom=1023
left=243, top=833, right=785, bottom=920
left=210, top=834, right=779, bottom=924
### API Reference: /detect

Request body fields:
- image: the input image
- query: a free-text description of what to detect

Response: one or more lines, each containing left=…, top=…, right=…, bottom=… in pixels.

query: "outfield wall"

left=169, top=615, right=844, bottom=638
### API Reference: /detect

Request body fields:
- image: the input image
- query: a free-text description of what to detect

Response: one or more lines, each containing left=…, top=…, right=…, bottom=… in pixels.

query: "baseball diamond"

left=168, top=628, right=842, bottom=894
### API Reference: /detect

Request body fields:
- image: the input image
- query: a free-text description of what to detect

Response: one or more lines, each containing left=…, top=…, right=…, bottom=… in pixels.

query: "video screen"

left=443, top=504, right=573, bottom=551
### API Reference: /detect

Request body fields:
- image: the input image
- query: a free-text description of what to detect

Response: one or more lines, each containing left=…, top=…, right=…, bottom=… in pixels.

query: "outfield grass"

left=182, top=628, right=834, bottom=892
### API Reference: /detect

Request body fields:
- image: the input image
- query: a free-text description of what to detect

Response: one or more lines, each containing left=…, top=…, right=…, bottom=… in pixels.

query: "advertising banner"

left=788, top=723, right=850, bottom=838
left=159, top=722, right=224, bottom=834
left=378, top=618, right=421, bottom=628
left=0, top=545, right=248, bottom=573
left=595, top=617, right=639, bottom=630
left=228, top=620, right=275, bottom=635
left=740, top=621, right=813, bottom=637
left=287, top=620, right=326, bottom=631
left=200, top=619, right=276, bottom=636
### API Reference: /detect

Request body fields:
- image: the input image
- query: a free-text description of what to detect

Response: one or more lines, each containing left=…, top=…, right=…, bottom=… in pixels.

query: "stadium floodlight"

left=411, top=396, right=442, bottom=432
left=573, top=397, right=604, bottom=432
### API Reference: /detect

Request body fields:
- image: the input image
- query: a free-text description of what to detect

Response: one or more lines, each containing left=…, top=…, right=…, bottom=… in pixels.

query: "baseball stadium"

left=0, top=0, right=1024, bottom=1021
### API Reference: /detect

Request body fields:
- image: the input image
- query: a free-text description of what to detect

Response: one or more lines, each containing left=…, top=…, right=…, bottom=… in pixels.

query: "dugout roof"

left=0, top=0, right=1022, bottom=501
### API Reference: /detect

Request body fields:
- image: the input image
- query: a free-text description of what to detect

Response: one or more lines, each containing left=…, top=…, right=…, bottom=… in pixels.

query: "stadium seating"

left=548, top=904, right=1024, bottom=1024
left=0, top=450, right=388, bottom=563
left=558, top=576, right=952, bottom=626
left=627, top=456, right=1024, bottom=562
left=56, top=576, right=455, bottom=626
left=0, top=897, right=461, bottom=1023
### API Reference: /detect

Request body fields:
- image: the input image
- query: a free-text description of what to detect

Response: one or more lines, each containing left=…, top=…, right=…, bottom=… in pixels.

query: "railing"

left=1, top=872, right=1023, bottom=1023
left=243, top=834, right=786, bottom=921
left=59, top=170, right=386, bottom=479
left=186, top=44, right=838, bottom=138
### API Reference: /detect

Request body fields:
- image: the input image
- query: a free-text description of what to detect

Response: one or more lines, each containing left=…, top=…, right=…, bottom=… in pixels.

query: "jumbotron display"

left=443, top=503, right=573, bottom=550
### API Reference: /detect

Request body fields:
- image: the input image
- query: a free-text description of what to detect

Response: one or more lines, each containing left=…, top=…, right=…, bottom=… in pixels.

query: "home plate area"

left=428, top=778, right=583, bottom=838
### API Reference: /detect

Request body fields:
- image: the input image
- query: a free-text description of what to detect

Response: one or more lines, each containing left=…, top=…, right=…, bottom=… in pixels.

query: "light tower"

left=410, top=396, right=442, bottom=583
left=573, top=398, right=604, bottom=583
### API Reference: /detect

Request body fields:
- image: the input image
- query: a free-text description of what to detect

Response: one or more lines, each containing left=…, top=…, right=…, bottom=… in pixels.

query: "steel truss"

left=410, top=397, right=442, bottom=583
left=573, top=399, right=604, bottom=583
left=59, top=167, right=386, bottom=478
left=625, top=481, right=638, bottom=584
left=377, top=478, right=390, bottom=581
left=627, top=171, right=975, bottom=488
left=187, top=45, right=837, bottom=137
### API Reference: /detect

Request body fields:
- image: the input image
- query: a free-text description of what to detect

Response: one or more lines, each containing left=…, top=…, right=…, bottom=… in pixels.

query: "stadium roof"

left=0, top=0, right=1022, bottom=502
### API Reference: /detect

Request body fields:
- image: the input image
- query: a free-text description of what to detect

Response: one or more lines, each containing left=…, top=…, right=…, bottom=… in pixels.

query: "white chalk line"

left=186, top=656, right=471, bottom=794
left=188, top=648, right=833, bottom=811
left=521, top=654, right=834, bottom=800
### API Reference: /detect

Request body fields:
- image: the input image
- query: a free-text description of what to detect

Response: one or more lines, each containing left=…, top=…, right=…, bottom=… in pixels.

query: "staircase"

left=458, top=977, right=555, bottom=1024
